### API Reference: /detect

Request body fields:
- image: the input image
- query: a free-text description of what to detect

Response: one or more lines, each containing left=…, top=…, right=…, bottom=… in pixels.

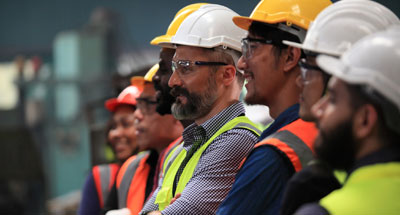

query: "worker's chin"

left=171, top=102, right=195, bottom=120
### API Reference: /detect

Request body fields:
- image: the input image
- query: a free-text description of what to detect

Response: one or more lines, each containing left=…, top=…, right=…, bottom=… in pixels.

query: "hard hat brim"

left=105, top=98, right=136, bottom=112
left=283, top=40, right=341, bottom=57
left=282, top=40, right=304, bottom=49
left=233, top=16, right=255, bottom=30
left=144, top=64, right=159, bottom=82
left=233, top=15, right=306, bottom=31
left=150, top=35, right=172, bottom=46
left=316, top=55, right=350, bottom=82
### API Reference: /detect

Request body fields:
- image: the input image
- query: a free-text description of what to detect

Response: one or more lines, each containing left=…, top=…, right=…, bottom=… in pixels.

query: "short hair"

left=249, top=21, right=301, bottom=58
left=204, top=47, right=245, bottom=88
left=346, top=83, right=400, bottom=145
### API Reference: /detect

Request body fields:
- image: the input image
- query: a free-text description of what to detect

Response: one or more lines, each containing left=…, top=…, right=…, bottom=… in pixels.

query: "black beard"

left=315, top=118, right=356, bottom=171
left=154, top=81, right=175, bottom=115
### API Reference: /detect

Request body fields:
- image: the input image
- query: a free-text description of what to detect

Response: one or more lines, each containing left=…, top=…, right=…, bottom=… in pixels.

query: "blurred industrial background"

left=0, top=0, right=398, bottom=214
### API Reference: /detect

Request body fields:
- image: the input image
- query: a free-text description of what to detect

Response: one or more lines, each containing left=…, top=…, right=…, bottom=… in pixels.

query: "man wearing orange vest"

left=105, top=74, right=183, bottom=215
left=217, top=0, right=331, bottom=214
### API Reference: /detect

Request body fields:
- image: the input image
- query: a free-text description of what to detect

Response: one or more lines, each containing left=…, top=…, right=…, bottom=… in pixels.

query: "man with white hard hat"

left=140, top=4, right=260, bottom=215
left=280, top=1, right=400, bottom=214
left=295, top=25, right=400, bottom=215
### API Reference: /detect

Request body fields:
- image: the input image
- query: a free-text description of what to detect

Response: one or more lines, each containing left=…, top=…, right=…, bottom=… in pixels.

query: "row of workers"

left=78, top=0, right=400, bottom=214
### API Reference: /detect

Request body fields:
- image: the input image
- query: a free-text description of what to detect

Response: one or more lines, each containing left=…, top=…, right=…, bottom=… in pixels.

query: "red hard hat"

left=105, top=84, right=143, bottom=112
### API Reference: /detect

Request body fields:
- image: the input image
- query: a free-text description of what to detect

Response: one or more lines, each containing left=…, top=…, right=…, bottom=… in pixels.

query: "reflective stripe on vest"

left=155, top=116, right=261, bottom=211
left=160, top=137, right=183, bottom=177
left=116, top=151, right=150, bottom=211
left=320, top=162, right=400, bottom=215
left=92, top=163, right=120, bottom=208
left=253, top=119, right=317, bottom=172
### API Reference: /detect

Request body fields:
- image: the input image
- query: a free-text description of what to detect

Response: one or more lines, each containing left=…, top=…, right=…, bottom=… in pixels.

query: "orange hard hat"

left=105, top=84, right=143, bottom=112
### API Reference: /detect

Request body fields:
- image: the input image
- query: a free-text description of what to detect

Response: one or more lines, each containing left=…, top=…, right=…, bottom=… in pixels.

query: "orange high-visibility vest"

left=116, top=152, right=151, bottom=215
left=241, top=119, right=317, bottom=172
left=92, top=163, right=120, bottom=208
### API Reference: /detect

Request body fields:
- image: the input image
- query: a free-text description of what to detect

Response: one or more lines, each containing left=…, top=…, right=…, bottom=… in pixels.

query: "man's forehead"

left=160, top=48, right=175, bottom=60
left=328, top=77, right=348, bottom=97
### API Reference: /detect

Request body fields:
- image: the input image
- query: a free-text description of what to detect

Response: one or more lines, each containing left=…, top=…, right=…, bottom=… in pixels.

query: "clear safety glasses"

left=171, top=60, right=227, bottom=76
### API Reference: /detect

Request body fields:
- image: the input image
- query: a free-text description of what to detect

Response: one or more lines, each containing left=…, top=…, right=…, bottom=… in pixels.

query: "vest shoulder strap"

left=254, top=119, right=317, bottom=171
left=116, top=151, right=150, bottom=208
left=175, top=116, right=260, bottom=194
left=92, top=163, right=120, bottom=208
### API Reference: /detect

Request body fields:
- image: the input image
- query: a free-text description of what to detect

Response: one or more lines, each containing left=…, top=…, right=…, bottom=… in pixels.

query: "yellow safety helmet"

left=150, top=3, right=208, bottom=45
left=144, top=63, right=159, bottom=82
left=233, top=0, right=332, bottom=40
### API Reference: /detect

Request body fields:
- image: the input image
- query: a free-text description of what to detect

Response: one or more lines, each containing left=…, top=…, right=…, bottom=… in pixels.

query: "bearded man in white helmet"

left=140, top=4, right=261, bottom=215
left=280, top=1, right=400, bottom=214
left=295, top=26, right=400, bottom=215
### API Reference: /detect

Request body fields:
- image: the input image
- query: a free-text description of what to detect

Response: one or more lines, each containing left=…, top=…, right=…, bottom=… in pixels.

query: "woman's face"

left=108, top=105, right=138, bottom=163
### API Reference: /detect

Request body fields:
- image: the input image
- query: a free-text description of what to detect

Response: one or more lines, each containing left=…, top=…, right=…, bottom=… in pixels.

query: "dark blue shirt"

left=78, top=172, right=101, bottom=215
left=217, top=104, right=300, bottom=215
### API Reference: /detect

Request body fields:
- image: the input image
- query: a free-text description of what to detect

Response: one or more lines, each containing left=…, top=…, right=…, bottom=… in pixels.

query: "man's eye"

left=180, top=66, right=193, bottom=75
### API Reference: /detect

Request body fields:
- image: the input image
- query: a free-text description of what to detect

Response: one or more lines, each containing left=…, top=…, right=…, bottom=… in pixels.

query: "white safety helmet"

left=317, top=25, right=400, bottom=132
left=284, top=0, right=400, bottom=57
left=161, top=4, right=247, bottom=52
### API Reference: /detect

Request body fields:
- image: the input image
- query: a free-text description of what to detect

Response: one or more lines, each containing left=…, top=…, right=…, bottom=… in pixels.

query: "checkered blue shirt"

left=140, top=101, right=259, bottom=214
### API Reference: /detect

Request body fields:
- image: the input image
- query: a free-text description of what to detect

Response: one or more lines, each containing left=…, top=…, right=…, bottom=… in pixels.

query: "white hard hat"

left=162, top=4, right=247, bottom=52
left=284, top=0, right=400, bottom=57
left=316, top=25, right=400, bottom=113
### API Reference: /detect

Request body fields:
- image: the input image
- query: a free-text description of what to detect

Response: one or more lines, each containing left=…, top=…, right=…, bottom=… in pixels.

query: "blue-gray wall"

left=3, top=0, right=398, bottom=58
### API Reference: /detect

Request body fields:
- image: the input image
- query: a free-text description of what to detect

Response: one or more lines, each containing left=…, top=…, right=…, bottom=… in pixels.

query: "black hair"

left=346, top=83, right=400, bottom=146
left=248, top=21, right=301, bottom=58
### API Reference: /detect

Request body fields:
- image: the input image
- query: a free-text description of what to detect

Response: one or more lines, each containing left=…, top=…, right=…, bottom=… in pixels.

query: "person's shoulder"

left=294, top=203, right=330, bottom=215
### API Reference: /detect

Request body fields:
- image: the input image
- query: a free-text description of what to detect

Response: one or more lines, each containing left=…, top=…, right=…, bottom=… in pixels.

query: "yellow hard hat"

left=150, top=3, right=208, bottom=45
left=233, top=0, right=332, bottom=31
left=144, top=63, right=159, bottom=82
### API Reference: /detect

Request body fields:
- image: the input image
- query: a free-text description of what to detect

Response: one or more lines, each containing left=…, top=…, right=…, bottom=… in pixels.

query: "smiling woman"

left=78, top=84, right=142, bottom=215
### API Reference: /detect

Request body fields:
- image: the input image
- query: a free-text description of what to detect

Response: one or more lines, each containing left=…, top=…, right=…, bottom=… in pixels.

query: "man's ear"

left=283, top=46, right=301, bottom=73
left=219, top=65, right=236, bottom=86
left=353, top=104, right=378, bottom=139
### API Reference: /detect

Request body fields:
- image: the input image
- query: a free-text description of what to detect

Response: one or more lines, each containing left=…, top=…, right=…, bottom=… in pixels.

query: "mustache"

left=170, top=86, right=190, bottom=98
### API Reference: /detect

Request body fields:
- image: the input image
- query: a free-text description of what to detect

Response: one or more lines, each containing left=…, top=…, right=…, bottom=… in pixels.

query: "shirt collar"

left=259, top=103, right=300, bottom=141
left=348, top=145, right=400, bottom=175
left=182, top=101, right=245, bottom=147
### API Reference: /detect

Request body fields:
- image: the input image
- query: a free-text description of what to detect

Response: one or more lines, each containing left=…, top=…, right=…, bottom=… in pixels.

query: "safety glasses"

left=136, top=97, right=158, bottom=115
left=241, top=37, right=282, bottom=60
left=171, top=60, right=227, bottom=76
left=298, top=58, right=325, bottom=85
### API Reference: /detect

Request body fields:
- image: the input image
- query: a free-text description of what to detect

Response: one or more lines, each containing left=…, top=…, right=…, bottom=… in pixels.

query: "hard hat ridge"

left=316, top=25, right=400, bottom=133
left=284, top=0, right=400, bottom=56
left=166, top=4, right=247, bottom=52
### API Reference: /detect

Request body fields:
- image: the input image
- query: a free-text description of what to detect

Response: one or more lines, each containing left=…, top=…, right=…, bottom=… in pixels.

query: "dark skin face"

left=153, top=48, right=176, bottom=115
left=108, top=105, right=138, bottom=163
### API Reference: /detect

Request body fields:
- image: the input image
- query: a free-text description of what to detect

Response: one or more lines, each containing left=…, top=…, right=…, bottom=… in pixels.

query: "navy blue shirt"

left=78, top=172, right=101, bottom=215
left=217, top=104, right=300, bottom=215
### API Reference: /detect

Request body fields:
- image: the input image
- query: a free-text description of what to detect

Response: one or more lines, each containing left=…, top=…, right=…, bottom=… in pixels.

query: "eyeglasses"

left=298, top=58, right=325, bottom=85
left=241, top=37, right=282, bottom=59
left=136, top=97, right=158, bottom=115
left=171, top=60, right=227, bottom=76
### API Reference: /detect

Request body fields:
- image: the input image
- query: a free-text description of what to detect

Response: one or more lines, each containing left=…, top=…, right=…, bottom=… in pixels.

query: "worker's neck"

left=195, top=99, right=238, bottom=125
